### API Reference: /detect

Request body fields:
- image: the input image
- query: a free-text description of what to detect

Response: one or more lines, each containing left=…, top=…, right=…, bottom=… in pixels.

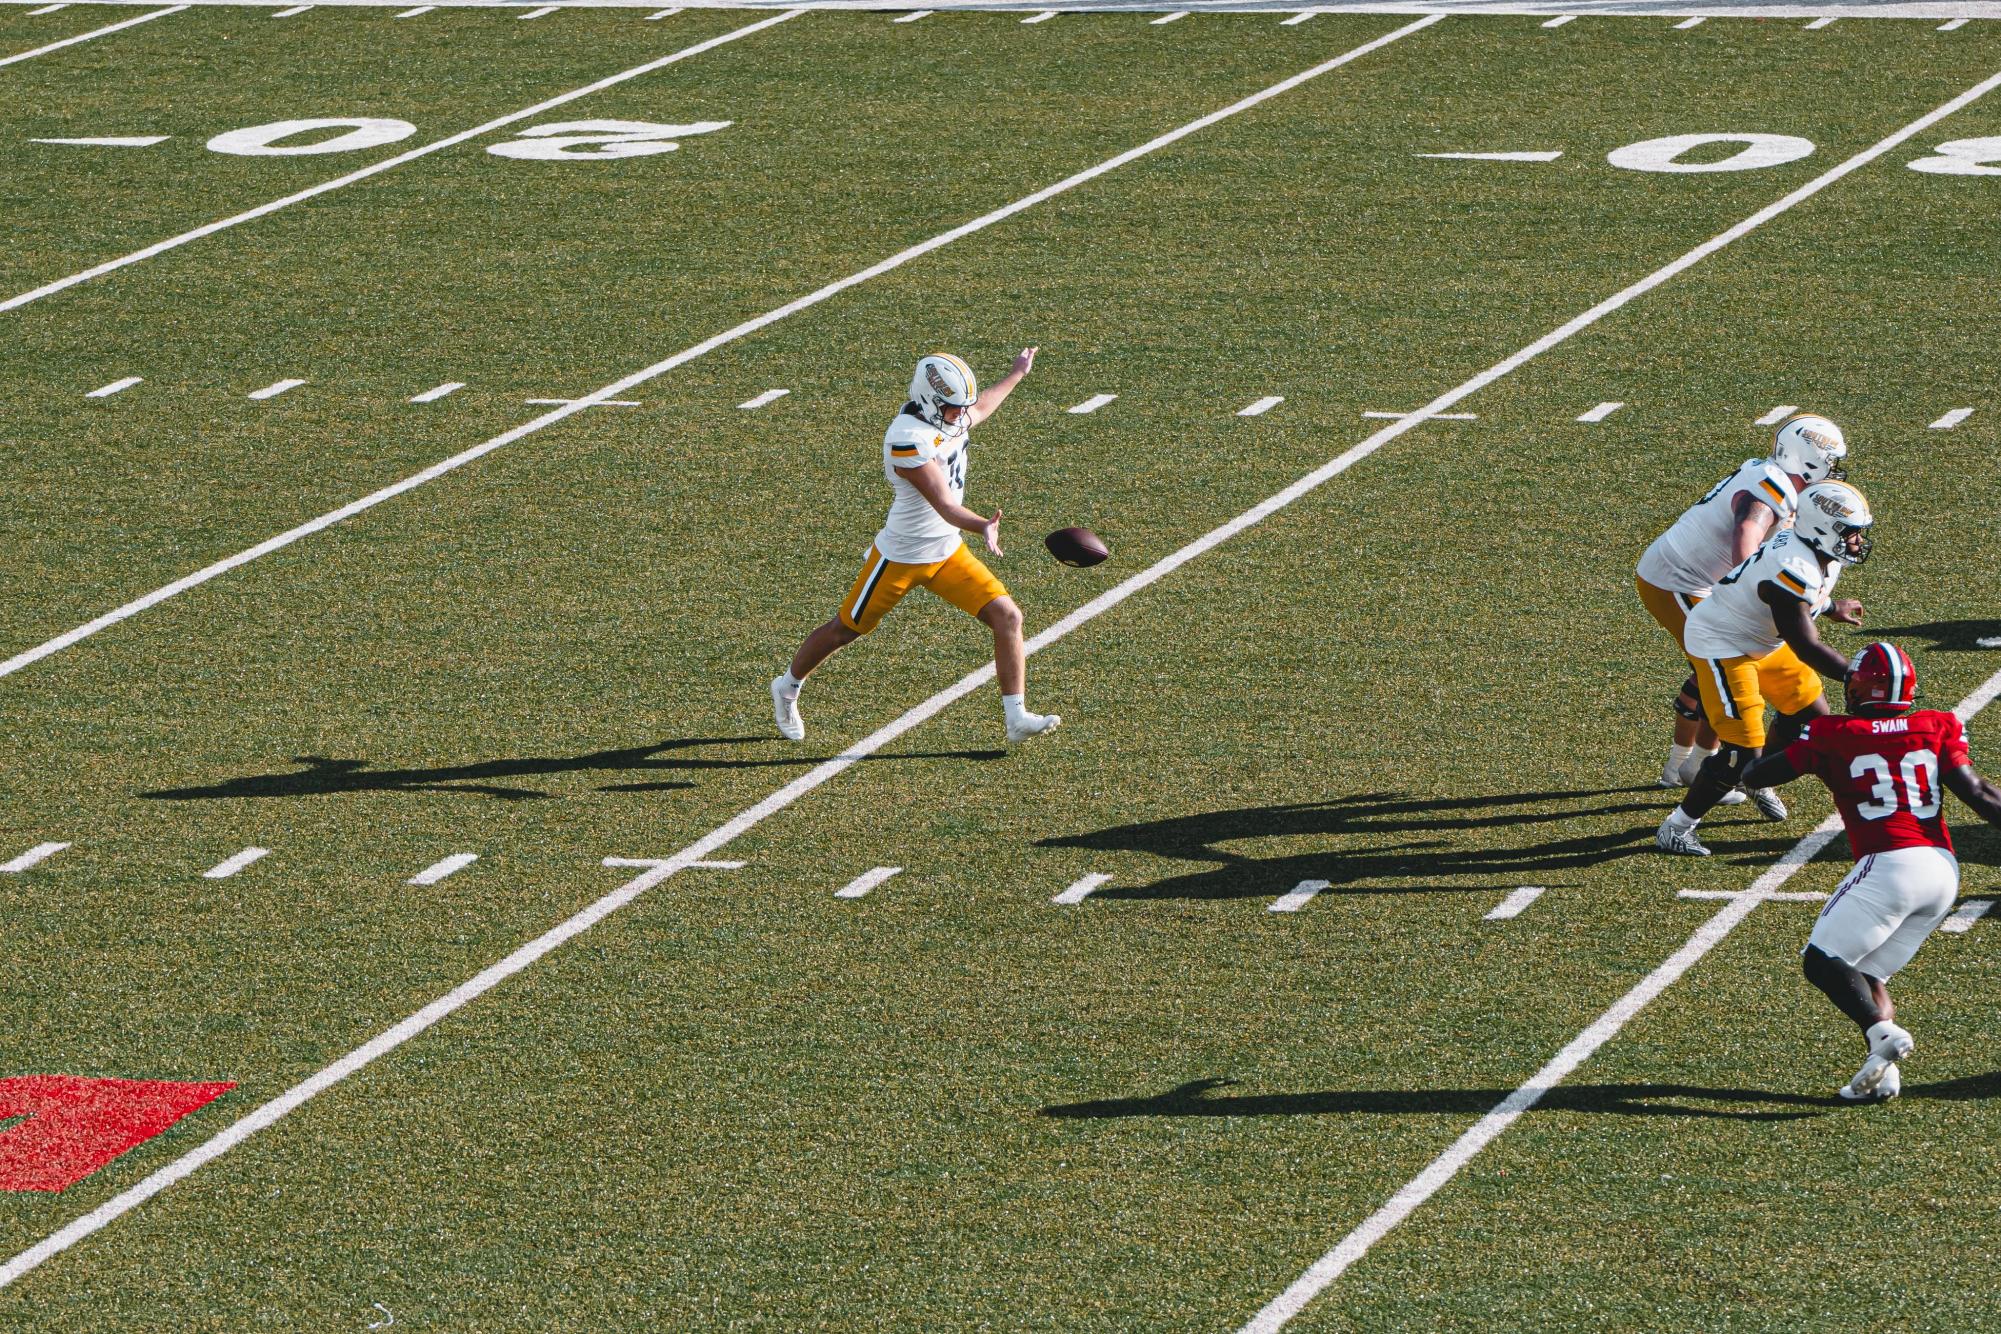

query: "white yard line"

left=0, top=3, right=184, bottom=70
left=892, top=8, right=930, bottom=19
left=271, top=4, right=310, bottom=16
left=202, top=847, right=270, bottom=879
left=835, top=866, right=900, bottom=899
left=1806, top=14, right=1836, bottom=26
left=1270, top=879, right=1328, bottom=913
left=1755, top=403, right=1799, bottom=425
left=519, top=4, right=556, bottom=16
left=1280, top=9, right=1318, bottom=23
left=738, top=388, right=790, bottom=409
left=0, top=13, right=1444, bottom=685
left=1483, top=886, right=1544, bottom=920
left=1929, top=407, right=1973, bottom=429
left=409, top=381, right=464, bottom=403
left=14, top=29, right=2000, bottom=1288
left=1053, top=872, right=1111, bottom=905
left=1067, top=393, right=1117, bottom=414
left=1678, top=887, right=1823, bottom=901
left=1238, top=395, right=1285, bottom=417
left=1362, top=409, right=1475, bottom=420
left=1243, top=655, right=2001, bottom=1332
left=1540, top=14, right=1575, bottom=26
left=1418, top=150, right=1561, bottom=161
left=1150, top=10, right=1186, bottom=22
left=33, top=135, right=171, bottom=146
left=1941, top=17, right=1970, bottom=29
left=0, top=9, right=803, bottom=317
left=408, top=853, right=478, bottom=886
left=247, top=377, right=306, bottom=400
left=1576, top=400, right=1623, bottom=422
left=395, top=4, right=433, bottom=15
left=1021, top=7, right=1055, bottom=19
left=0, top=841, right=69, bottom=874
left=86, top=376, right=143, bottom=398
left=27, top=5, right=69, bottom=15
left=1940, top=898, right=1994, bottom=933
left=1674, top=14, right=1706, bottom=27
left=646, top=6, right=681, bottom=17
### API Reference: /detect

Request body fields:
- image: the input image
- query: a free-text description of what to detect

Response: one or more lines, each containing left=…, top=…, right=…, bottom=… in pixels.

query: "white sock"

left=1665, top=806, right=1699, bottom=831
left=1667, top=743, right=1695, bottom=768
left=1002, top=693, right=1028, bottom=724
left=777, top=670, right=803, bottom=695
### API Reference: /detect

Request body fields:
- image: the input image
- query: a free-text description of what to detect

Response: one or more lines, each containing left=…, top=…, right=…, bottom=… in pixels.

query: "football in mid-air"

left=1044, top=527, right=1110, bottom=568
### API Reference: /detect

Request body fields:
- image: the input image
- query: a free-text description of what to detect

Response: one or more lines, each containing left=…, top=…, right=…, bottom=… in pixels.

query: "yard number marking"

left=487, top=119, right=731, bottom=160
left=1908, top=136, right=2001, bottom=175
left=1609, top=133, right=1817, bottom=174
left=0, top=1077, right=235, bottom=1193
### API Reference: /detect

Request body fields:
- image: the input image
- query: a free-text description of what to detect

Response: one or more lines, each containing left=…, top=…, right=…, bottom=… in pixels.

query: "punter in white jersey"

left=1635, top=414, right=1847, bottom=794
left=1656, top=480, right=1873, bottom=856
left=771, top=348, right=1062, bottom=745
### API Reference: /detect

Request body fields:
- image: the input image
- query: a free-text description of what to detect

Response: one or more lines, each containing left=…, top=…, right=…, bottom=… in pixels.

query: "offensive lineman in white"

left=1635, top=413, right=1850, bottom=809
left=1656, top=480, right=1873, bottom=856
left=771, top=349, right=1062, bottom=744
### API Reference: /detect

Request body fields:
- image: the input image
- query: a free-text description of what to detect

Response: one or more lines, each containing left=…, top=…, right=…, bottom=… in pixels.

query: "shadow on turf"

left=1035, top=789, right=1664, bottom=900
left=1869, top=619, right=2001, bottom=653
left=1041, top=1077, right=1835, bottom=1121
left=141, top=736, right=1004, bottom=801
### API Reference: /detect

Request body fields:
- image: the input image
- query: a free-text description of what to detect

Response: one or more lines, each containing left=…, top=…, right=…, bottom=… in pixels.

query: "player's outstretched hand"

left=1013, top=347, right=1037, bottom=377
left=1829, top=597, right=1865, bottom=625
left=983, top=508, right=1004, bottom=557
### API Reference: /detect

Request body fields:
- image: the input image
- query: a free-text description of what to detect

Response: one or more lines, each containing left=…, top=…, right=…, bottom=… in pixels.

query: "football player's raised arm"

left=967, top=346, right=1036, bottom=427
left=1760, top=582, right=1849, bottom=677
left=1728, top=491, right=1779, bottom=564
left=1943, top=763, right=2001, bottom=827
left=902, top=458, right=1003, bottom=554
left=1742, top=749, right=1804, bottom=790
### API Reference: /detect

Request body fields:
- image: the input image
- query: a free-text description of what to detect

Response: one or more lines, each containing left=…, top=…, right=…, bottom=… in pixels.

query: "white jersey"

left=1682, top=528, right=1840, bottom=661
left=1636, top=458, right=1798, bottom=597
left=873, top=404, right=970, bottom=565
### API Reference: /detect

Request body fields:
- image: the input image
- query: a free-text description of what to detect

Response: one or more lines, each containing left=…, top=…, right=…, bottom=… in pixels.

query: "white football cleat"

left=1747, top=787, right=1788, bottom=821
left=1841, top=1062, right=1902, bottom=1103
left=1676, top=751, right=1715, bottom=786
left=770, top=675, right=804, bottom=742
left=1658, top=754, right=1684, bottom=788
left=1006, top=710, right=1061, bottom=744
left=1842, top=1021, right=1914, bottom=1101
left=1655, top=816, right=1711, bottom=857
left=1717, top=788, right=1748, bottom=805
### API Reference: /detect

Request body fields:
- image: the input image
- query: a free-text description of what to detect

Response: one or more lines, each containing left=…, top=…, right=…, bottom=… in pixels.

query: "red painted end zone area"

left=0, top=1076, right=235, bottom=1192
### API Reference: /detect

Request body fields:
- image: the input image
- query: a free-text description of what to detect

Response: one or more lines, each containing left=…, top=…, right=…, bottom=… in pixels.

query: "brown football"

left=1045, top=527, right=1110, bottom=568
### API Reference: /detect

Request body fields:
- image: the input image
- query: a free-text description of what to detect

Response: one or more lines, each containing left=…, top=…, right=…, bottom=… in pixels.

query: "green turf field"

left=3, top=3, right=2000, bottom=1328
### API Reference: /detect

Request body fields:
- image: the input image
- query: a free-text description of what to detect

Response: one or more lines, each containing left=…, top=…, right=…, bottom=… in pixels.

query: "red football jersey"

left=1786, top=710, right=1972, bottom=858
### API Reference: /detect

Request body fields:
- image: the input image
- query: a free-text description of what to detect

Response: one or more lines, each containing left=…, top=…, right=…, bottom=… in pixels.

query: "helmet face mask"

left=1794, top=480, right=1874, bottom=565
left=1845, top=641, right=1918, bottom=717
left=909, top=354, right=978, bottom=429
left=1773, top=413, right=1849, bottom=484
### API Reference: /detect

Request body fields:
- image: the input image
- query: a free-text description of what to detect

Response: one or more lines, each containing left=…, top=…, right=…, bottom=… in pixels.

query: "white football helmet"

left=1772, top=413, right=1848, bottom=483
left=909, top=353, right=978, bottom=429
left=1795, top=479, right=1873, bottom=565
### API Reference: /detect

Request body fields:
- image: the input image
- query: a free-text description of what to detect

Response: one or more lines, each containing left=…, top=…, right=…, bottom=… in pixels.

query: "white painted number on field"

left=1, top=842, right=69, bottom=874
left=1609, top=133, right=1817, bottom=174
left=209, top=118, right=417, bottom=158
left=1484, top=886, right=1545, bottom=920
left=1908, top=136, right=2001, bottom=176
left=1270, top=880, right=1328, bottom=913
left=1940, top=898, right=1994, bottom=933
left=1053, top=873, right=1111, bottom=905
left=836, top=866, right=900, bottom=899
left=486, top=119, right=731, bottom=160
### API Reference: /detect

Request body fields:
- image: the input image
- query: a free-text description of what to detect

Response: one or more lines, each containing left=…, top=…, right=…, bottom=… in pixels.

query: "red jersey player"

left=1744, top=641, right=2001, bottom=1102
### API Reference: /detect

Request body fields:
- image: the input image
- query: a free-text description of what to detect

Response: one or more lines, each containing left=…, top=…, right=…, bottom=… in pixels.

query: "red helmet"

left=1845, top=641, right=1918, bottom=717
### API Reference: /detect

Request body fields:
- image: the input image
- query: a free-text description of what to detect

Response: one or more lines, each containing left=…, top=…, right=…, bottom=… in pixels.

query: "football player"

left=1636, top=414, right=1848, bottom=799
left=1742, top=642, right=2001, bottom=1101
left=771, top=348, right=1062, bottom=744
left=1655, top=479, right=1872, bottom=856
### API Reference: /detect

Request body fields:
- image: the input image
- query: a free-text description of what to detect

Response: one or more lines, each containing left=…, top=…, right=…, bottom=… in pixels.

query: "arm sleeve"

left=1942, top=715, right=1972, bottom=769
left=1784, top=725, right=1823, bottom=778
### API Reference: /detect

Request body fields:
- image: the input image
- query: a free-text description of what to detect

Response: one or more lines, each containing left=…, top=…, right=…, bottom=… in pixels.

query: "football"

left=1044, top=526, right=1110, bottom=568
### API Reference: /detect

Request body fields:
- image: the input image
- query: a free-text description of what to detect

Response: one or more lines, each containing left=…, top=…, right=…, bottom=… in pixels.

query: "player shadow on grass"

left=1035, top=789, right=1664, bottom=900
left=1868, top=619, right=2001, bottom=653
left=140, top=736, right=1004, bottom=801
left=1040, top=1077, right=1833, bottom=1122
